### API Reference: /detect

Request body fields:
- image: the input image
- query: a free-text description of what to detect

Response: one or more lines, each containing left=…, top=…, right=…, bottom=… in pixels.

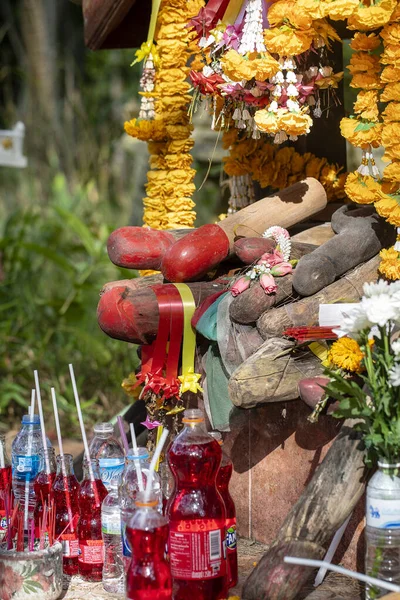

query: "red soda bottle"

left=78, top=457, right=108, bottom=581
left=0, top=434, right=12, bottom=545
left=210, top=432, right=238, bottom=589
left=167, top=409, right=226, bottom=600
left=34, top=447, right=56, bottom=540
left=53, top=453, right=80, bottom=575
left=126, top=491, right=172, bottom=599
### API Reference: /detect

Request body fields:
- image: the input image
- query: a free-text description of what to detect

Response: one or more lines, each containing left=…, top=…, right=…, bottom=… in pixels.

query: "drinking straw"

left=33, top=371, right=51, bottom=475
left=68, top=364, right=94, bottom=482
left=144, top=428, right=169, bottom=502
left=0, top=436, right=4, bottom=469
left=129, top=422, right=144, bottom=492
left=284, top=556, right=400, bottom=594
left=24, top=384, right=38, bottom=537
left=51, top=388, right=65, bottom=469
left=117, top=416, right=129, bottom=454
left=29, top=518, right=34, bottom=551
left=30, top=389, right=35, bottom=419
left=314, top=514, right=352, bottom=587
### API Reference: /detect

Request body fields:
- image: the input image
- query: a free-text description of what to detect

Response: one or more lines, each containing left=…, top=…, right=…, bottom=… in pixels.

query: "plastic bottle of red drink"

left=34, top=447, right=56, bottom=540
left=0, top=434, right=12, bottom=546
left=126, top=491, right=172, bottom=600
left=53, top=453, right=80, bottom=575
left=167, top=408, right=226, bottom=600
left=78, top=457, right=108, bottom=581
left=210, top=431, right=238, bottom=590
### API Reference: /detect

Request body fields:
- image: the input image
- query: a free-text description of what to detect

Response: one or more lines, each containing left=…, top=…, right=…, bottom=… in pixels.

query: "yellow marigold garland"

left=342, top=4, right=400, bottom=280
left=222, top=131, right=346, bottom=202
left=124, top=0, right=203, bottom=230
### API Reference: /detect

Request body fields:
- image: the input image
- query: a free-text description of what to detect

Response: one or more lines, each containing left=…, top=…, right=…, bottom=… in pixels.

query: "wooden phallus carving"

left=292, top=205, right=396, bottom=297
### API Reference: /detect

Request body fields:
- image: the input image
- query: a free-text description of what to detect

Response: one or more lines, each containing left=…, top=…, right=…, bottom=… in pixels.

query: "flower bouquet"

left=323, top=280, right=400, bottom=466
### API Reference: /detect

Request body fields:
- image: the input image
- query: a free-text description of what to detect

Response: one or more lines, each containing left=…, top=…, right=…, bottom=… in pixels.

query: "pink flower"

left=231, top=276, right=251, bottom=297
left=260, top=273, right=277, bottom=294
left=271, top=262, right=293, bottom=276
left=259, top=250, right=284, bottom=267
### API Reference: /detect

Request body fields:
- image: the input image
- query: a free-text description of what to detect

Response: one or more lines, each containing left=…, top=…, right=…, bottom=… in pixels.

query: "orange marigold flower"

left=312, top=19, right=341, bottom=49
left=354, top=90, right=380, bottom=119
left=348, top=53, right=381, bottom=74
left=350, top=72, right=383, bottom=90
left=296, top=0, right=328, bottom=19
left=381, top=65, right=400, bottom=83
left=382, top=102, right=400, bottom=122
left=381, top=123, right=400, bottom=148
left=383, top=161, right=400, bottom=182
left=340, top=117, right=382, bottom=148
left=389, top=3, right=400, bottom=22
left=267, top=0, right=313, bottom=28
left=264, top=26, right=314, bottom=55
left=349, top=32, right=381, bottom=51
left=381, top=22, right=400, bottom=44
left=348, top=0, right=397, bottom=31
left=277, top=110, right=313, bottom=136
left=375, top=189, right=400, bottom=226
left=165, top=124, right=194, bottom=140
left=124, top=118, right=166, bottom=142
left=382, top=146, right=400, bottom=162
left=254, top=110, right=280, bottom=134
left=380, top=44, right=400, bottom=67
left=381, top=82, right=400, bottom=102
left=325, top=0, right=358, bottom=21
left=344, top=172, right=379, bottom=204
left=379, top=246, right=400, bottom=280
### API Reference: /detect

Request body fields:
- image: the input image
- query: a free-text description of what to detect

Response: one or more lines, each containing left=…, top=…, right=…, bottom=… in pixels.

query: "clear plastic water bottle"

left=11, top=414, right=52, bottom=520
left=119, top=448, right=161, bottom=565
left=89, top=422, right=125, bottom=491
left=365, top=460, right=400, bottom=599
left=102, top=480, right=124, bottom=593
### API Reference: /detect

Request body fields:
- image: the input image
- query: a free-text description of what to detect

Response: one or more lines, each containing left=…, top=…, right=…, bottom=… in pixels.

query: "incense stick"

left=0, top=437, right=4, bottom=469
left=145, top=428, right=169, bottom=502
left=284, top=556, right=400, bottom=594
left=68, top=364, right=94, bottom=482
left=117, top=416, right=129, bottom=455
left=33, top=371, right=51, bottom=475
left=30, top=389, right=35, bottom=419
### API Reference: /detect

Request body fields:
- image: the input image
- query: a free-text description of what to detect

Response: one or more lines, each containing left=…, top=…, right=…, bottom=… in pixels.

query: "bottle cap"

left=209, top=431, right=223, bottom=445
left=93, top=422, right=114, bottom=435
left=127, top=447, right=149, bottom=461
left=182, top=408, right=204, bottom=424
left=22, top=414, right=40, bottom=425
left=135, top=491, right=158, bottom=508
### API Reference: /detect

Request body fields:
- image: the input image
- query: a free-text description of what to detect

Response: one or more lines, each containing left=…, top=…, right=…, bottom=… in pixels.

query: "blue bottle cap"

left=22, top=414, right=40, bottom=425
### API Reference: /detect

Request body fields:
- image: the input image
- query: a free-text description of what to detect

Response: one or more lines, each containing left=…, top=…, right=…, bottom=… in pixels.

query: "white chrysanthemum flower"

left=361, top=296, right=398, bottom=328
left=363, top=280, right=390, bottom=298
left=389, top=364, right=400, bottom=387
left=391, top=339, right=400, bottom=355
left=333, top=305, right=371, bottom=339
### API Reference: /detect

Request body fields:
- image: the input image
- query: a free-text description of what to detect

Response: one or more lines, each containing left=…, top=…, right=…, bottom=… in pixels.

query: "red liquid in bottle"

left=0, top=465, right=12, bottom=543
left=126, top=493, right=172, bottom=600
left=218, top=456, right=238, bottom=589
left=78, top=458, right=108, bottom=582
left=167, top=409, right=226, bottom=600
left=53, top=454, right=81, bottom=576
left=34, top=448, right=56, bottom=540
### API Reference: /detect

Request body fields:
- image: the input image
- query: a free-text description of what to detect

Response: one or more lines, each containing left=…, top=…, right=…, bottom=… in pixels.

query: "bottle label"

left=12, top=454, right=40, bottom=481
left=226, top=517, right=237, bottom=553
left=367, top=496, right=400, bottom=528
left=61, top=533, right=80, bottom=557
left=169, top=519, right=226, bottom=580
left=0, top=509, right=8, bottom=539
left=122, top=522, right=131, bottom=558
left=98, top=458, right=125, bottom=489
left=79, top=539, right=104, bottom=564
left=102, top=513, right=122, bottom=536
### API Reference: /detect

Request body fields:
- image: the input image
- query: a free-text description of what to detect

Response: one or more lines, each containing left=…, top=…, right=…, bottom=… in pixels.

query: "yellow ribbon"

left=173, top=283, right=203, bottom=395
left=223, top=0, right=244, bottom=24
left=308, top=342, right=330, bottom=367
left=131, top=0, right=162, bottom=65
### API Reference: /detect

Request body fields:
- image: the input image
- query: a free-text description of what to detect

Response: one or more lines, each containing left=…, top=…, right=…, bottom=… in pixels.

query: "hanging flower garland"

left=124, top=0, right=204, bottom=230
left=222, top=130, right=346, bottom=211
left=342, top=4, right=400, bottom=281
left=188, top=0, right=344, bottom=145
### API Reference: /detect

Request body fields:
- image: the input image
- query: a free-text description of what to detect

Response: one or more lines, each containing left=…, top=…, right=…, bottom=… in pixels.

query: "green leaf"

left=54, top=207, right=98, bottom=257
left=19, top=242, right=75, bottom=274
left=354, top=121, right=377, bottom=132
